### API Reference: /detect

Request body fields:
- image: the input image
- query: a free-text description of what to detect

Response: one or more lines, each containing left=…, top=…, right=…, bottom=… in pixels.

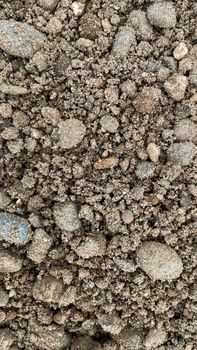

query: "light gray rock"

left=0, top=249, right=22, bottom=273
left=75, top=234, right=106, bottom=259
left=144, top=328, right=167, bottom=349
left=116, top=327, right=143, bottom=350
left=100, top=115, right=119, bottom=133
left=133, top=87, right=161, bottom=113
left=59, top=286, right=77, bottom=307
left=27, top=229, right=52, bottom=263
left=136, top=161, right=155, bottom=179
left=168, top=142, right=196, bottom=166
left=0, top=213, right=31, bottom=245
left=97, top=314, right=123, bottom=335
left=0, top=20, right=46, bottom=58
left=175, top=119, right=197, bottom=143
left=0, top=328, right=15, bottom=350
left=38, top=0, right=59, bottom=11
left=33, top=276, right=64, bottom=304
left=0, top=83, right=29, bottom=95
left=147, top=2, right=176, bottom=28
left=112, top=27, right=136, bottom=58
left=164, top=74, right=188, bottom=101
left=58, top=119, right=86, bottom=149
left=0, top=287, right=9, bottom=306
left=53, top=202, right=81, bottom=232
left=137, top=241, right=183, bottom=281
left=128, top=10, right=153, bottom=41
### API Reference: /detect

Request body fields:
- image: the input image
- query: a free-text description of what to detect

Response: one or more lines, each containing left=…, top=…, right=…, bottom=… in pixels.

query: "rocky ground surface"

left=0, top=0, right=196, bottom=349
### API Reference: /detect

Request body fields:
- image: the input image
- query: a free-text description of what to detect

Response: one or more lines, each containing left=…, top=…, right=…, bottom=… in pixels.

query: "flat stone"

left=0, top=213, right=31, bottom=245
left=0, top=249, right=22, bottom=273
left=58, top=118, right=86, bottom=149
left=136, top=161, right=155, bottom=179
left=53, top=202, right=81, bottom=232
left=112, top=27, right=136, bottom=58
left=0, top=20, right=46, bottom=58
left=147, top=2, right=176, bottom=28
left=137, top=241, right=183, bottom=281
left=94, top=156, right=119, bottom=170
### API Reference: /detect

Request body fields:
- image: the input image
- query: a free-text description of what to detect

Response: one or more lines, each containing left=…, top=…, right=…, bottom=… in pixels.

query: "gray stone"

left=0, top=287, right=9, bottom=306
left=53, top=202, right=81, bottom=232
left=58, top=118, right=86, bottom=149
left=97, top=314, right=123, bottom=335
left=144, top=328, right=167, bottom=349
left=133, top=87, right=161, bottom=114
left=100, top=115, right=119, bottom=133
left=164, top=74, right=188, bottom=101
left=0, top=213, right=31, bottom=245
left=128, top=10, right=153, bottom=41
left=0, top=20, right=46, bottom=58
left=33, top=276, right=64, bottom=304
left=0, top=249, right=22, bottom=273
left=116, top=327, right=143, bottom=349
left=27, top=229, right=52, bottom=263
left=112, top=27, right=136, bottom=58
left=147, top=2, right=176, bottom=28
left=0, top=329, right=15, bottom=350
left=0, top=83, right=29, bottom=95
left=136, top=161, right=155, bottom=179
left=137, top=241, right=183, bottom=281
left=168, top=142, right=196, bottom=166
left=75, top=234, right=106, bottom=259
left=38, top=0, right=59, bottom=11
left=175, top=119, right=197, bottom=143
left=59, top=286, right=77, bottom=307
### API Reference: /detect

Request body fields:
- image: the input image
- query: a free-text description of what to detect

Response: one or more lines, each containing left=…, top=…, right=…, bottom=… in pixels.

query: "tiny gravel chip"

left=58, top=118, right=86, bottom=149
left=137, top=241, right=183, bottom=281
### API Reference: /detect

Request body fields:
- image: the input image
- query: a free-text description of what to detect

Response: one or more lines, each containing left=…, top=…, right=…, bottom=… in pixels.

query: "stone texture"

left=100, top=115, right=119, bottom=133
left=38, top=0, right=59, bottom=11
left=144, top=328, right=167, bottom=349
left=0, top=20, right=46, bottom=58
left=136, top=161, right=155, bottom=179
left=147, top=2, right=176, bottom=28
left=0, top=83, right=29, bottom=95
left=27, top=229, right=52, bottom=263
left=0, top=328, right=15, bottom=350
left=0, top=287, right=9, bottom=306
left=33, top=276, right=64, bottom=304
left=53, top=202, right=81, bottom=232
left=59, top=286, right=77, bottom=307
left=116, top=327, right=143, bottom=349
left=0, top=249, right=22, bottom=273
left=146, top=143, right=160, bottom=163
left=94, top=156, right=119, bottom=170
left=75, top=234, right=106, bottom=259
left=112, top=27, right=136, bottom=58
left=133, top=87, right=161, bottom=114
left=168, top=142, right=196, bottom=166
left=0, top=213, right=31, bottom=245
left=175, top=119, right=197, bottom=143
left=58, top=119, right=86, bottom=149
left=97, top=314, right=123, bottom=335
left=137, top=241, right=183, bottom=281
left=173, top=42, right=188, bottom=60
left=164, top=74, right=188, bottom=101
left=128, top=10, right=153, bottom=41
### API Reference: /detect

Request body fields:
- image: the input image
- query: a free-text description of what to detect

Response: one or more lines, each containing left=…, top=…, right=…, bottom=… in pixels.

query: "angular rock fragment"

left=38, top=0, right=59, bottom=11
left=0, top=249, right=22, bottom=273
left=94, top=156, right=119, bottom=170
left=116, top=327, right=143, bottom=350
left=0, top=20, right=46, bottom=58
left=136, top=161, right=155, bottom=179
left=112, top=28, right=136, bottom=58
left=133, top=87, right=161, bottom=114
left=0, top=287, right=9, bottom=306
left=53, top=202, right=81, bottom=232
left=0, top=328, right=15, bottom=350
left=27, top=229, right=52, bottom=263
left=0, top=213, right=31, bottom=245
left=33, top=276, right=64, bottom=304
left=58, top=119, right=86, bottom=149
left=147, top=2, right=176, bottom=28
left=136, top=241, right=183, bottom=281
left=164, top=74, right=188, bottom=101
left=128, top=10, right=153, bottom=41
left=79, top=14, right=101, bottom=40
left=97, top=313, right=123, bottom=335
left=59, top=286, right=77, bottom=307
left=168, top=142, right=196, bottom=166
left=144, top=328, right=167, bottom=349
left=0, top=83, right=29, bottom=95
left=75, top=234, right=106, bottom=259
left=175, top=119, right=197, bottom=143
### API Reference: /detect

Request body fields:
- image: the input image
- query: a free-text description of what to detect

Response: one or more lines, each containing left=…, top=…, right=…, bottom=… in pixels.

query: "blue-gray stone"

left=112, top=27, right=136, bottom=58
left=0, top=20, right=46, bottom=58
left=0, top=213, right=31, bottom=245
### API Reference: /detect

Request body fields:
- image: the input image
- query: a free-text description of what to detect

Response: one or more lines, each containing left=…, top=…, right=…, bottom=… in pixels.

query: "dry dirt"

left=0, top=0, right=196, bottom=349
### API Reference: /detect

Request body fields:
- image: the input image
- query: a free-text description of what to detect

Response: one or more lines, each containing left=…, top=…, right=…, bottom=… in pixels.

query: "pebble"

left=0, top=83, right=29, bottom=95
left=137, top=241, right=183, bottom=281
left=29, top=323, right=71, bottom=350
left=94, top=156, right=119, bottom=170
left=75, top=234, right=106, bottom=259
left=144, top=328, right=167, bottom=349
left=71, top=2, right=85, bottom=16
left=0, top=249, right=22, bottom=273
left=100, top=115, right=119, bottom=133
left=116, top=327, right=143, bottom=349
left=121, top=209, right=134, bottom=224
left=55, top=53, right=71, bottom=76
left=0, top=287, right=9, bottom=306
left=58, top=118, right=86, bottom=149
left=136, top=161, right=155, bottom=179
left=133, top=87, right=161, bottom=114
left=71, top=336, right=102, bottom=350
left=164, top=74, right=188, bottom=101
left=121, top=80, right=137, bottom=97
left=112, top=27, right=136, bottom=58
left=0, top=103, right=12, bottom=118
left=38, top=0, right=59, bottom=10
left=79, top=14, right=101, bottom=40
left=1, top=127, right=18, bottom=140
left=147, top=2, right=176, bottom=28
left=175, top=119, right=197, bottom=143
left=41, top=106, right=60, bottom=126
left=0, top=192, right=11, bottom=209
left=97, top=314, right=123, bottom=335
left=146, top=143, right=160, bottom=163
left=0, top=328, right=15, bottom=350
left=53, top=202, right=81, bottom=232
left=173, top=42, right=188, bottom=60
left=168, top=142, right=196, bottom=166
left=33, top=276, right=64, bottom=304
left=0, top=213, right=31, bottom=245
left=59, top=286, right=77, bottom=307
left=113, top=258, right=135, bottom=273
left=0, top=20, right=46, bottom=58
left=27, top=229, right=52, bottom=263
left=128, top=10, right=153, bottom=41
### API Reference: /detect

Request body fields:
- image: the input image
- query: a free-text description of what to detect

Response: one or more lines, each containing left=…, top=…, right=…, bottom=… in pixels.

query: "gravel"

left=136, top=241, right=183, bottom=281
left=144, top=328, right=167, bottom=349
left=175, top=119, right=197, bottom=143
left=33, top=276, right=64, bottom=304
left=147, top=2, right=176, bottom=28
left=27, top=229, right=52, bottom=263
left=100, top=115, right=119, bottom=133
left=0, top=249, right=22, bottom=273
left=168, top=142, right=196, bottom=166
left=164, top=74, right=188, bottom=101
left=53, top=202, right=81, bottom=232
left=58, top=119, right=86, bottom=149
left=97, top=314, right=123, bottom=335
left=133, top=87, right=161, bottom=114
left=173, top=42, right=188, bottom=60
left=112, top=28, right=136, bottom=58
left=0, top=213, right=31, bottom=245
left=116, top=327, right=143, bottom=349
left=136, top=161, right=155, bottom=179
left=0, top=20, right=46, bottom=58
left=75, top=234, right=106, bottom=259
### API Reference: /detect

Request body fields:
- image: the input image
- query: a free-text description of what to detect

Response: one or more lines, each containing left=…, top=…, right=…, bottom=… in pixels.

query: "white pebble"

left=53, top=202, right=81, bottom=232
left=58, top=118, right=86, bottom=149
left=100, top=115, right=119, bottom=133
left=71, top=2, right=85, bottom=16
left=173, top=42, right=188, bottom=60
left=146, top=143, right=160, bottom=163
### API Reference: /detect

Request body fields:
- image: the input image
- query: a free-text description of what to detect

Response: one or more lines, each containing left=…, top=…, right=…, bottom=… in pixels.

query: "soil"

left=0, top=0, right=196, bottom=349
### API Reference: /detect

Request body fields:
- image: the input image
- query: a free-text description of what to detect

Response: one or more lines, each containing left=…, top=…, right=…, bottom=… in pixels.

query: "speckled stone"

left=0, top=213, right=31, bottom=245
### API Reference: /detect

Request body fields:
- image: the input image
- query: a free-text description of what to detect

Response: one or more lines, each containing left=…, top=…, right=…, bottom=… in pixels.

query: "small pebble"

left=0, top=213, right=31, bottom=245
left=173, top=42, right=188, bottom=60
left=133, top=87, right=161, bottom=114
left=27, top=229, right=52, bottom=263
left=0, top=192, right=11, bottom=209
left=147, top=2, right=176, bottom=28
left=71, top=2, right=85, bottom=16
left=53, top=202, right=81, bottom=232
left=168, top=142, right=196, bottom=166
left=113, top=258, right=135, bottom=273
left=164, top=74, right=188, bottom=101
left=0, top=249, right=22, bottom=273
left=71, top=336, right=101, bottom=350
left=41, top=106, right=60, bottom=126
left=175, top=119, right=197, bottom=143
left=75, top=234, right=106, bottom=259
left=38, top=0, right=59, bottom=11
left=117, top=327, right=143, bottom=350
left=0, top=287, right=9, bottom=306
left=97, top=314, right=123, bottom=335
left=137, top=241, right=183, bottom=281
left=128, top=10, right=153, bottom=41
left=79, top=14, right=101, bottom=40
left=136, top=161, right=155, bottom=179
left=0, top=83, right=29, bottom=95
left=47, top=17, right=62, bottom=34
left=0, top=103, right=12, bottom=118
left=0, top=329, right=15, bottom=350
left=94, top=156, right=119, bottom=170
left=146, top=143, right=160, bottom=163
left=58, top=118, right=86, bottom=149
left=144, top=328, right=167, bottom=349
left=100, top=115, right=119, bottom=133
left=112, top=27, right=136, bottom=58
left=33, top=276, right=64, bottom=304
left=0, top=20, right=46, bottom=58
left=59, top=286, right=77, bottom=306
left=121, top=210, right=134, bottom=224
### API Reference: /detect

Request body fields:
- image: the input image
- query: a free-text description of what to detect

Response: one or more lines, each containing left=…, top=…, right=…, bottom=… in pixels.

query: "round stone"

left=147, top=2, right=176, bottom=29
left=136, top=161, right=155, bottom=179
left=136, top=241, right=183, bottom=281
left=0, top=213, right=31, bottom=245
left=53, top=202, right=81, bottom=232
left=58, top=119, right=86, bottom=149
left=100, top=115, right=119, bottom=133
left=168, top=142, right=196, bottom=166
